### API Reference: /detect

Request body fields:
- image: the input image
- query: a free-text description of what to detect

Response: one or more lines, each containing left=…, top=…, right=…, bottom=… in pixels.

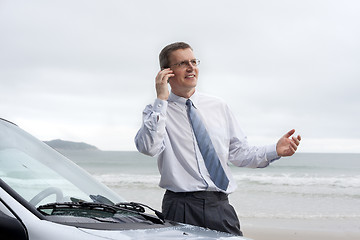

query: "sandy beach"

left=241, top=218, right=360, bottom=240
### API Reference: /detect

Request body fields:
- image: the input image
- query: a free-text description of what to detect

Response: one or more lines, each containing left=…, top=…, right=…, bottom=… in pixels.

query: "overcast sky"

left=1, top=0, right=359, bottom=153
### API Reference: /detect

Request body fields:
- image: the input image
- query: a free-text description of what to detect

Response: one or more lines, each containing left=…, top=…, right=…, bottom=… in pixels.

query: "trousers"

left=162, top=190, right=243, bottom=236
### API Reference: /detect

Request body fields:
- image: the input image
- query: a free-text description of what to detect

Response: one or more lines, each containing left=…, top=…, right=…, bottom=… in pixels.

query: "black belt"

left=165, top=190, right=228, bottom=200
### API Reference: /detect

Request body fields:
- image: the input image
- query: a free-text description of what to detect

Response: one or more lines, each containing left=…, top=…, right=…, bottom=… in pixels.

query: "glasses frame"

left=169, top=59, right=200, bottom=69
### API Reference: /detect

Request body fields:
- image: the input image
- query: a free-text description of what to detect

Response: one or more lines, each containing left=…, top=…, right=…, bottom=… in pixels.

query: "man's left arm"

left=226, top=106, right=301, bottom=168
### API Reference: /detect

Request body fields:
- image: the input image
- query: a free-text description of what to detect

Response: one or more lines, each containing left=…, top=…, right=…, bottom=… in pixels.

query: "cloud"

left=1, top=0, right=359, bottom=152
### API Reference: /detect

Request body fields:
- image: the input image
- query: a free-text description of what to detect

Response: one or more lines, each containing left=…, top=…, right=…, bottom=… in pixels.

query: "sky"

left=1, top=0, right=359, bottom=153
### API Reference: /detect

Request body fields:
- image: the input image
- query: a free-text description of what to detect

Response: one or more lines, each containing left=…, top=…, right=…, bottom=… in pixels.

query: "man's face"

left=168, top=48, right=199, bottom=96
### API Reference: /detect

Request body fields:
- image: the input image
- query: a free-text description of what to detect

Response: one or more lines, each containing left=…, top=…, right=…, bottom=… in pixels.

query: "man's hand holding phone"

left=156, top=68, right=174, bottom=100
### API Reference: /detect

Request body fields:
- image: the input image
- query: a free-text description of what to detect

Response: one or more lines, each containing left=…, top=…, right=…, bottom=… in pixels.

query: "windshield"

left=0, top=119, right=125, bottom=208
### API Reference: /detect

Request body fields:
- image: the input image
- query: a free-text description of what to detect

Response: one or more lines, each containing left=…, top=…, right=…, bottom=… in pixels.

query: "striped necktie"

left=186, top=99, right=229, bottom=191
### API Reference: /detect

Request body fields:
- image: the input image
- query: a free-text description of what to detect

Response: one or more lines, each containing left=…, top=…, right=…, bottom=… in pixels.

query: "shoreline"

left=241, top=217, right=360, bottom=240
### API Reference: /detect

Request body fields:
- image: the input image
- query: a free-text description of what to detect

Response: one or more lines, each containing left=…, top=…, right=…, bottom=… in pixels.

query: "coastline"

left=241, top=218, right=360, bottom=240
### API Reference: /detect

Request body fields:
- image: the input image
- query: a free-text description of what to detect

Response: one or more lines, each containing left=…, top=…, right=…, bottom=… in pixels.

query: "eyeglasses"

left=169, top=59, right=200, bottom=68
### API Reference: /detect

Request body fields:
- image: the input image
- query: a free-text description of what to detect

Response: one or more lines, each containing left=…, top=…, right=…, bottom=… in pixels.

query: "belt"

left=165, top=190, right=228, bottom=200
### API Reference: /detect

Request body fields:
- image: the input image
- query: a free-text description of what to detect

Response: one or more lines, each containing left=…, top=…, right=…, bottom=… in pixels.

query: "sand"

left=241, top=218, right=360, bottom=240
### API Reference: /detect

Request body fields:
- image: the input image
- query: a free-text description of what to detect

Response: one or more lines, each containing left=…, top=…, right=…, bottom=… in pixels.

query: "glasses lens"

left=189, top=59, right=200, bottom=66
left=171, top=59, right=200, bottom=68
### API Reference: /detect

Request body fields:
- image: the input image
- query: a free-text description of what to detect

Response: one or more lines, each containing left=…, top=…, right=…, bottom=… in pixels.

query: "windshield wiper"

left=89, top=194, right=114, bottom=205
left=86, top=194, right=164, bottom=222
left=38, top=201, right=164, bottom=224
left=81, top=194, right=164, bottom=222
left=116, top=202, right=164, bottom=222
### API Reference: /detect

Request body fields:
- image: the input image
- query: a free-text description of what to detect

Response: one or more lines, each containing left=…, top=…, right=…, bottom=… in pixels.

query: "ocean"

left=61, top=151, right=360, bottom=231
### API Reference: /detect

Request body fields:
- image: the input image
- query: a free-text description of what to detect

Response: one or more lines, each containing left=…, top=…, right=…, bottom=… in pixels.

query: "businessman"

left=135, top=42, right=301, bottom=236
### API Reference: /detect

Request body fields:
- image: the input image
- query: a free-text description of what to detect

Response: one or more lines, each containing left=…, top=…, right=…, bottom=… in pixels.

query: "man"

left=134, top=42, right=301, bottom=236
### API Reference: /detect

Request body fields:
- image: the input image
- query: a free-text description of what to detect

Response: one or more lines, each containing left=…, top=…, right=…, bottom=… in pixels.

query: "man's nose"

left=186, top=61, right=195, bottom=70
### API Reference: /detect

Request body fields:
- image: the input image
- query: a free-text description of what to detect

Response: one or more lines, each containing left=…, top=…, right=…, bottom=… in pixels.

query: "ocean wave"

left=233, top=173, right=360, bottom=189
left=90, top=173, right=360, bottom=199
left=94, top=174, right=160, bottom=188
left=92, top=172, right=360, bottom=190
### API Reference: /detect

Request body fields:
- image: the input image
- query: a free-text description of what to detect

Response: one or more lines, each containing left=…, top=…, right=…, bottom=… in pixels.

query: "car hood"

left=78, top=223, right=249, bottom=240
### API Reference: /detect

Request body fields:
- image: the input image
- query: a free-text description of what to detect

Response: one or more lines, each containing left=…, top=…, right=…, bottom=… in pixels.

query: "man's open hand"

left=276, top=129, right=301, bottom=157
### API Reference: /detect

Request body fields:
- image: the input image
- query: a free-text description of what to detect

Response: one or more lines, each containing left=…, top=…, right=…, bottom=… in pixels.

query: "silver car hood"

left=78, top=224, right=249, bottom=240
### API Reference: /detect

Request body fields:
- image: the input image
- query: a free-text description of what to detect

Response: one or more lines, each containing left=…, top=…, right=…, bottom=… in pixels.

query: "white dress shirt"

left=135, top=91, right=280, bottom=194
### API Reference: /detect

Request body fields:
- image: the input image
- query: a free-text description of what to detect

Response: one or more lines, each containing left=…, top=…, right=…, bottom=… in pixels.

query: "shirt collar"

left=169, top=91, right=199, bottom=108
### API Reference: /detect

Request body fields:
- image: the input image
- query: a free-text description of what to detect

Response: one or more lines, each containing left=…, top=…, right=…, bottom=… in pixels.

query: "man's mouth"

left=185, top=74, right=196, bottom=79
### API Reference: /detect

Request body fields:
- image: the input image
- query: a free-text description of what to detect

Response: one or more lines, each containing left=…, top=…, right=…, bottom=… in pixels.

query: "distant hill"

left=44, top=139, right=99, bottom=151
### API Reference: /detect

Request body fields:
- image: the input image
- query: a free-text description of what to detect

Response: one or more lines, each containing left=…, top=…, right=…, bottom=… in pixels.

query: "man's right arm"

left=135, top=69, right=173, bottom=156
left=134, top=98, right=168, bottom=157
